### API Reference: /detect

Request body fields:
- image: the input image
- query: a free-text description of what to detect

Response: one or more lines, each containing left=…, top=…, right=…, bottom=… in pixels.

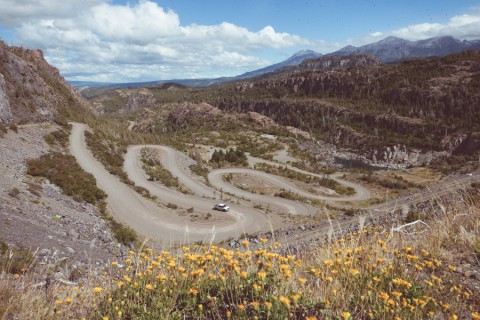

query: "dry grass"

left=1, top=187, right=479, bottom=319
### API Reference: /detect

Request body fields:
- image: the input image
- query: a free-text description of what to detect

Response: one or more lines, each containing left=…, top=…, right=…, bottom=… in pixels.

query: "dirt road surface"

left=70, top=123, right=270, bottom=244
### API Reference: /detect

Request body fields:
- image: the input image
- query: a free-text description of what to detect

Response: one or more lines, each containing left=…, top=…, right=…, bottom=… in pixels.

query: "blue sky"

left=0, top=0, right=479, bottom=82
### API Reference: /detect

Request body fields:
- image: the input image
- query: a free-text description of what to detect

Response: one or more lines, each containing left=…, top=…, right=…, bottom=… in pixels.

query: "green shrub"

left=0, top=123, right=6, bottom=138
left=8, top=124, right=18, bottom=133
left=210, top=148, right=248, bottom=166
left=0, top=241, right=8, bottom=254
left=167, top=203, right=178, bottom=209
left=26, top=152, right=106, bottom=205
left=26, top=182, right=42, bottom=197
left=405, top=211, right=422, bottom=223
left=8, top=187, right=20, bottom=198
left=110, top=221, right=138, bottom=246
left=0, top=247, right=34, bottom=274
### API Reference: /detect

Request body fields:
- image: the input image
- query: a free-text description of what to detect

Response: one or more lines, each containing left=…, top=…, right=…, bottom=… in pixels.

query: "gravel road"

left=70, top=123, right=270, bottom=243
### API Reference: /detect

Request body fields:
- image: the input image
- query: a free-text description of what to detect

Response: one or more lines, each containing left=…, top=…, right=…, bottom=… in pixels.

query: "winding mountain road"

left=70, top=122, right=375, bottom=244
left=70, top=123, right=269, bottom=243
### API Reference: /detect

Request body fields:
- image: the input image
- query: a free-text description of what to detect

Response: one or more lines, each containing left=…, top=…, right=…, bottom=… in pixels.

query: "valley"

left=1, top=36, right=480, bottom=319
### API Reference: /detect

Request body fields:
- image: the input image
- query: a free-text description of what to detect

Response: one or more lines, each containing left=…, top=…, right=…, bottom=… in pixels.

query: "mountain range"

left=330, top=35, right=480, bottom=62
left=71, top=35, right=480, bottom=89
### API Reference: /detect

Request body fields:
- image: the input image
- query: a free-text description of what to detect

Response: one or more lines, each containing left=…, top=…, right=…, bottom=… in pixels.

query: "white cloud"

left=354, top=8, right=480, bottom=45
left=2, top=0, right=316, bottom=82
left=0, top=0, right=103, bottom=26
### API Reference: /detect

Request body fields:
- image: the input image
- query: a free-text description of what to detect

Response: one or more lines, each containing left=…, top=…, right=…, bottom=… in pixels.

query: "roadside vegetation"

left=1, top=185, right=479, bottom=319
left=44, top=128, right=69, bottom=148
left=27, top=152, right=107, bottom=205
left=359, top=172, right=424, bottom=190
left=140, top=148, right=190, bottom=194
left=85, top=129, right=154, bottom=199
left=210, top=148, right=248, bottom=167
left=254, top=162, right=355, bottom=196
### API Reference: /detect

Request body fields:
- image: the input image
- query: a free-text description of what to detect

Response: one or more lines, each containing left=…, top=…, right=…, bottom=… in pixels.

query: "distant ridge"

left=236, top=50, right=323, bottom=79
left=73, top=35, right=480, bottom=89
left=330, top=35, right=480, bottom=62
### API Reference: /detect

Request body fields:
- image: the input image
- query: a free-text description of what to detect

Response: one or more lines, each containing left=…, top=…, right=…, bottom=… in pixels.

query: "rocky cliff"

left=0, top=41, right=89, bottom=124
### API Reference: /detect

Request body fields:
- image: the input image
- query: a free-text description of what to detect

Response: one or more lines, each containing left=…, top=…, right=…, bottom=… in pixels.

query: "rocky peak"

left=0, top=41, right=90, bottom=124
left=330, top=35, right=480, bottom=63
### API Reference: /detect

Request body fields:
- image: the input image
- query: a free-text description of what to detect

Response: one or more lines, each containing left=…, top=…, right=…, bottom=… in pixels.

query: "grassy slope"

left=1, top=186, right=479, bottom=319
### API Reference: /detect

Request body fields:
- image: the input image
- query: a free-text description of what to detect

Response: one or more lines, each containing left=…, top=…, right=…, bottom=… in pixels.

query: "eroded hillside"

left=82, top=52, right=480, bottom=170
left=0, top=41, right=89, bottom=124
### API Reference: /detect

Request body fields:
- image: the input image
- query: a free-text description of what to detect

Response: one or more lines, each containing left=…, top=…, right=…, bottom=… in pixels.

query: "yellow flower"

left=55, top=300, right=63, bottom=305
left=279, top=296, right=290, bottom=308
left=349, top=268, right=360, bottom=276
left=471, top=312, right=480, bottom=320
left=189, top=288, right=198, bottom=296
left=146, top=284, right=154, bottom=291
left=341, top=311, right=351, bottom=320
left=264, top=301, right=272, bottom=309
left=378, top=292, right=389, bottom=301
left=65, top=297, right=72, bottom=304
left=250, top=301, right=260, bottom=308
left=298, top=277, right=307, bottom=285
left=102, top=317, right=109, bottom=320
left=291, top=294, right=300, bottom=302
left=305, top=316, right=317, bottom=320
left=93, top=287, right=102, bottom=294
left=156, top=274, right=166, bottom=281
left=257, top=271, right=267, bottom=281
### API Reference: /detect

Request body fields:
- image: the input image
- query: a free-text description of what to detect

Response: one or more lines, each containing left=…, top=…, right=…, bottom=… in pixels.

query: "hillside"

left=0, top=41, right=90, bottom=124
left=211, top=51, right=480, bottom=168
left=0, top=41, right=133, bottom=290
left=84, top=51, right=480, bottom=170
left=1, top=40, right=479, bottom=319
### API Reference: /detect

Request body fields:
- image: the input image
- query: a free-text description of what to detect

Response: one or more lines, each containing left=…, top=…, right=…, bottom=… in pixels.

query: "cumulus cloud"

left=0, top=0, right=103, bottom=26
left=1, top=0, right=315, bottom=81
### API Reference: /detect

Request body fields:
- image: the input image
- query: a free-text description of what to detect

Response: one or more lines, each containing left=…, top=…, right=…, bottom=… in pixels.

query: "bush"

left=0, top=241, right=8, bottom=254
left=110, top=221, right=138, bottom=246
left=0, top=247, right=34, bottom=274
left=167, top=203, right=178, bottom=209
left=210, top=148, right=248, bottom=166
left=8, top=187, right=20, bottom=198
left=0, top=123, right=6, bottom=138
left=8, top=124, right=18, bottom=133
left=27, top=152, right=106, bottom=205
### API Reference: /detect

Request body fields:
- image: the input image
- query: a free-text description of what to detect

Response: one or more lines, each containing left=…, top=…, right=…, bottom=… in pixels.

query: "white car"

left=213, top=203, right=230, bottom=212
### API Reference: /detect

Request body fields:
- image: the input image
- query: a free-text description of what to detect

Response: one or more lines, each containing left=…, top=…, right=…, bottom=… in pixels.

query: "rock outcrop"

left=0, top=73, right=12, bottom=122
left=0, top=41, right=89, bottom=124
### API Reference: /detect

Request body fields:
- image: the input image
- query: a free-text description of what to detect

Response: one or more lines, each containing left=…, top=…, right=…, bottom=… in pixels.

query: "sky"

left=0, top=0, right=479, bottom=82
